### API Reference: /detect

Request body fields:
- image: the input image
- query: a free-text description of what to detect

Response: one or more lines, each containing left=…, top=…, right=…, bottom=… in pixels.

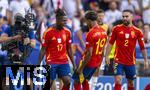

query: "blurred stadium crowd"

left=0, top=0, right=150, bottom=77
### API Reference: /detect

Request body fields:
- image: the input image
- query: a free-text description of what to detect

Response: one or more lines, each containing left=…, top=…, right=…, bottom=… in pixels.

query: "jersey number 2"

left=124, top=40, right=129, bottom=46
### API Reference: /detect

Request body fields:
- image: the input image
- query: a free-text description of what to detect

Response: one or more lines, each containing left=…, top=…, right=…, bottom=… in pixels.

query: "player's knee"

left=115, top=76, right=122, bottom=84
left=127, top=79, right=134, bottom=87
left=62, top=77, right=71, bottom=86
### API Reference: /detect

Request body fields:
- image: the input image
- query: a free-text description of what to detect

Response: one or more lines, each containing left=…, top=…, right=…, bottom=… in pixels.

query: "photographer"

left=1, top=13, right=36, bottom=64
left=0, top=13, right=35, bottom=90
left=0, top=14, right=29, bottom=90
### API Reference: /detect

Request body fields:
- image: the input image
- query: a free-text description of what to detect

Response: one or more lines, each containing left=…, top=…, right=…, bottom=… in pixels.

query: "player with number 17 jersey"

left=42, top=26, right=72, bottom=64
left=85, top=25, right=107, bottom=68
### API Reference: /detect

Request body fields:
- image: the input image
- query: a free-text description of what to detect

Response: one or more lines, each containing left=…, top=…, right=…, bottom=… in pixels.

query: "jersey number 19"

left=96, top=38, right=106, bottom=55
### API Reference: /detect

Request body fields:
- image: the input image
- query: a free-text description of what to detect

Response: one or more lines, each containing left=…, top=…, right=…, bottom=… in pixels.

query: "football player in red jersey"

left=38, top=9, right=76, bottom=90
left=72, top=10, right=107, bottom=90
left=105, top=9, right=149, bottom=90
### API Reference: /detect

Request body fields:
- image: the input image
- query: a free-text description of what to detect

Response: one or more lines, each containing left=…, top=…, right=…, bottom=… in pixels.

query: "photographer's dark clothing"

left=3, top=26, right=35, bottom=52
left=2, top=26, right=36, bottom=64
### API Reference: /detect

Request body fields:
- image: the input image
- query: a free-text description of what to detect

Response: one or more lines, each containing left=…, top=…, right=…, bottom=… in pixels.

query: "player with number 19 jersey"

left=85, top=25, right=107, bottom=68
left=42, top=26, right=72, bottom=64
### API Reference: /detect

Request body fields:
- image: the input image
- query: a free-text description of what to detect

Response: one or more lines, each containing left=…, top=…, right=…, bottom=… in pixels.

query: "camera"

left=14, top=12, right=35, bottom=37
left=1, top=12, right=35, bottom=63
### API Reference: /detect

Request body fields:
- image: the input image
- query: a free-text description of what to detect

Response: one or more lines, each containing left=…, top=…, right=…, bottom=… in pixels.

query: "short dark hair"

left=97, top=9, right=104, bottom=14
left=55, top=9, right=67, bottom=17
left=85, top=10, right=98, bottom=21
left=123, top=9, right=133, bottom=14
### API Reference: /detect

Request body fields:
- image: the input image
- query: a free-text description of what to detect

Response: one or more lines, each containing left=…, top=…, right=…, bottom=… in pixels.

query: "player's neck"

left=89, top=21, right=97, bottom=29
left=55, top=24, right=63, bottom=31
left=123, top=23, right=133, bottom=28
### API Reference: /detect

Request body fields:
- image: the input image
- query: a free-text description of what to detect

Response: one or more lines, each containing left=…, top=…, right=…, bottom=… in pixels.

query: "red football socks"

left=62, top=85, right=69, bottom=90
left=74, top=82, right=81, bottom=90
left=128, top=86, right=134, bottom=90
left=114, top=83, right=121, bottom=90
left=82, top=80, right=89, bottom=90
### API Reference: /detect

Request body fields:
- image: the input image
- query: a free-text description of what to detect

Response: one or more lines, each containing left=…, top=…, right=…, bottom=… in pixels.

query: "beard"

left=123, top=20, right=130, bottom=26
left=98, top=20, right=103, bottom=25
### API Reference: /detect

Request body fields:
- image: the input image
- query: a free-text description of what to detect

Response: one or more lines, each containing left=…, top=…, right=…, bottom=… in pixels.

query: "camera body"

left=15, top=13, right=35, bottom=37
left=1, top=13, right=35, bottom=63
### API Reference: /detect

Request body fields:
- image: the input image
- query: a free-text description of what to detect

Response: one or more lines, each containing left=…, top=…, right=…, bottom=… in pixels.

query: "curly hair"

left=55, top=9, right=67, bottom=17
left=85, top=10, right=98, bottom=21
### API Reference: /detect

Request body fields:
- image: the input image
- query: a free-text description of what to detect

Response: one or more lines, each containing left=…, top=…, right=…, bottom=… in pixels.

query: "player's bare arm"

left=141, top=49, right=149, bottom=69
left=76, top=47, right=92, bottom=74
left=0, top=33, right=21, bottom=43
left=67, top=43, right=76, bottom=70
left=138, top=30, right=149, bottom=69
left=105, top=43, right=113, bottom=65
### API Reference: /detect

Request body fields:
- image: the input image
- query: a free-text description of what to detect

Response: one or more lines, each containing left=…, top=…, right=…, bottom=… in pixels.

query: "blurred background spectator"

left=142, top=0, right=150, bottom=24
left=103, top=1, right=122, bottom=29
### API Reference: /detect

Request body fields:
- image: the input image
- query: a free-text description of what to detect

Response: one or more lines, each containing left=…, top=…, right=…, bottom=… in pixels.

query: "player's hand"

left=76, top=67, right=83, bottom=74
left=24, top=38, right=30, bottom=45
left=144, top=60, right=149, bottom=70
left=12, top=35, right=22, bottom=40
left=105, top=56, right=110, bottom=66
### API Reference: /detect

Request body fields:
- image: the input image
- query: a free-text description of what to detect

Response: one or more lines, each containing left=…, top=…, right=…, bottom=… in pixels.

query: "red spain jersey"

left=42, top=26, right=72, bottom=64
left=85, top=25, right=107, bottom=68
left=109, top=24, right=145, bottom=65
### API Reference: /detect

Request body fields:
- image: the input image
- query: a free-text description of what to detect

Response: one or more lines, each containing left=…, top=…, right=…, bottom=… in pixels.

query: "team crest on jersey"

left=57, top=38, right=62, bottom=43
left=131, top=31, right=135, bottom=38
left=125, top=33, right=129, bottom=39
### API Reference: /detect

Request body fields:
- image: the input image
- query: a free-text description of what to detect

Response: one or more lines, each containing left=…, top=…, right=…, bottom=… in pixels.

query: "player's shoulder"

left=111, top=24, right=123, bottom=32
left=46, top=26, right=55, bottom=32
left=113, top=24, right=123, bottom=29
left=63, top=27, right=71, bottom=34
left=87, top=28, right=94, bottom=35
left=132, top=25, right=142, bottom=33
left=87, top=27, right=99, bottom=37
left=43, top=27, right=54, bottom=37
